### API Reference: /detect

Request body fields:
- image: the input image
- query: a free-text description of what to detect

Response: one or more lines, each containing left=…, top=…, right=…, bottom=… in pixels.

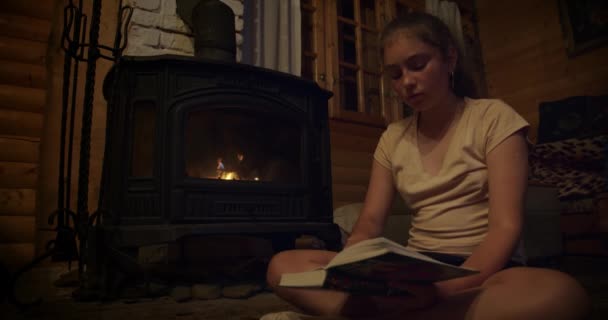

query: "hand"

left=343, top=234, right=369, bottom=249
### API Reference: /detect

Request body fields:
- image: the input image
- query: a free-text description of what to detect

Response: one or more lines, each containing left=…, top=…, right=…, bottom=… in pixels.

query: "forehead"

left=383, top=31, right=437, bottom=64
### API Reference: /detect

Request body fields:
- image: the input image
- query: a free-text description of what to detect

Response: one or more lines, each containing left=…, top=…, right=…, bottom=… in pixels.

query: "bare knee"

left=266, top=250, right=294, bottom=288
left=483, top=267, right=590, bottom=319
left=266, top=250, right=335, bottom=290
left=536, top=269, right=590, bottom=318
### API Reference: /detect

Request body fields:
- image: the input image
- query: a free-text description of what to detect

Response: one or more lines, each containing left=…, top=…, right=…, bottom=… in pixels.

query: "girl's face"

left=383, top=31, right=455, bottom=112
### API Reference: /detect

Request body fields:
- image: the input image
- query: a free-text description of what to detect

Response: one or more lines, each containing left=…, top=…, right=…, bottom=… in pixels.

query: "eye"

left=384, top=65, right=402, bottom=80
left=406, top=55, right=431, bottom=71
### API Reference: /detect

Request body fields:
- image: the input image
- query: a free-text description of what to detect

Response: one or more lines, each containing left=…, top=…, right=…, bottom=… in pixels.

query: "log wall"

left=329, top=120, right=384, bottom=209
left=476, top=0, right=608, bottom=142
left=0, top=0, right=53, bottom=271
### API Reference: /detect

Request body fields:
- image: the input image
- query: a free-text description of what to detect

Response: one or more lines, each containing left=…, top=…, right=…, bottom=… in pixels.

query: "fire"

left=219, top=171, right=239, bottom=180
left=214, top=153, right=259, bottom=181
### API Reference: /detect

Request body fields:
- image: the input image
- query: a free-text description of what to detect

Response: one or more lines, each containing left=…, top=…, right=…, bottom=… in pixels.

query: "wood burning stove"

left=90, top=56, right=340, bottom=281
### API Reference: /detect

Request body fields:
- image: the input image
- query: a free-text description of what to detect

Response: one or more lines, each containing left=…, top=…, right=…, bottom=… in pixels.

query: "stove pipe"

left=191, top=0, right=236, bottom=62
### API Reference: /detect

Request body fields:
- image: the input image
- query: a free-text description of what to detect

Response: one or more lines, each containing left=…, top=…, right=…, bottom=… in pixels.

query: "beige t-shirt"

left=374, top=98, right=529, bottom=258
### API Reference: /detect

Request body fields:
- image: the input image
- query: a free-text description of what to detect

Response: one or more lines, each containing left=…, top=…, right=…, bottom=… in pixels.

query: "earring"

left=449, top=71, right=455, bottom=90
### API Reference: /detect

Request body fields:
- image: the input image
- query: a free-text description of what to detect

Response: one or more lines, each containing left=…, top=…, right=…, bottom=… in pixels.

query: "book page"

left=326, top=237, right=475, bottom=271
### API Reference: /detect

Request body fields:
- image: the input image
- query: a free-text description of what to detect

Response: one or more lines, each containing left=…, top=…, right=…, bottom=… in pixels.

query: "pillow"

left=530, top=135, right=608, bottom=165
left=537, top=95, right=608, bottom=144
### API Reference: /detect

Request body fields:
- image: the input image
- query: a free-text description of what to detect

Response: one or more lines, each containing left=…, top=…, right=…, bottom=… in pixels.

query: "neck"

left=418, top=92, right=463, bottom=137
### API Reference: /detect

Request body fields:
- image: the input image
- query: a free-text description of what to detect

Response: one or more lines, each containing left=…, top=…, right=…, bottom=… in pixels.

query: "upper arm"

left=486, top=130, right=528, bottom=232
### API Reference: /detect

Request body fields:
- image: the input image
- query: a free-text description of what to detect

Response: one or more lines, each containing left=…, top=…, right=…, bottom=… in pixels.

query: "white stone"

left=192, top=284, right=222, bottom=300
left=159, top=32, right=175, bottom=48
left=162, top=48, right=192, bottom=56
left=161, top=0, right=177, bottom=15
left=161, top=14, right=192, bottom=34
left=133, top=0, right=161, bottom=12
left=221, top=283, right=263, bottom=299
left=234, top=16, right=243, bottom=32
left=124, top=43, right=160, bottom=56
left=221, top=0, right=244, bottom=16
left=171, top=286, right=192, bottom=302
left=236, top=48, right=242, bottom=62
left=131, top=8, right=161, bottom=27
left=160, top=32, right=194, bottom=54
left=129, top=24, right=161, bottom=47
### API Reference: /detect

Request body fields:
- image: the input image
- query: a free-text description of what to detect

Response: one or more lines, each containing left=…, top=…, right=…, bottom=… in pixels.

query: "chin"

left=407, top=100, right=432, bottom=112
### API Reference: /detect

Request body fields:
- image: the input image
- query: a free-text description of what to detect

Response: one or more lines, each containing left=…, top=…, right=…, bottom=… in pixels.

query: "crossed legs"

left=266, top=249, right=590, bottom=320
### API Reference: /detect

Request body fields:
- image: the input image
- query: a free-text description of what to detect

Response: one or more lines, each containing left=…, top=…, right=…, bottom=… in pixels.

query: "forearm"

left=345, top=213, right=386, bottom=247
left=435, top=224, right=521, bottom=296
left=345, top=161, right=396, bottom=248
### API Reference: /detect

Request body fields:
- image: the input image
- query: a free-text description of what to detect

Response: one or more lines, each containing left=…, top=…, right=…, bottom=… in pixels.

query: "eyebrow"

left=384, top=52, right=432, bottom=68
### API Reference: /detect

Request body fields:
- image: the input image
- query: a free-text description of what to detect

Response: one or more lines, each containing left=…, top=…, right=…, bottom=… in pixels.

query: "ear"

left=446, top=45, right=458, bottom=73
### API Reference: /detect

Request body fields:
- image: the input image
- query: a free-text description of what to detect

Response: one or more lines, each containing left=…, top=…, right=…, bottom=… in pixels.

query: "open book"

left=279, top=237, right=478, bottom=296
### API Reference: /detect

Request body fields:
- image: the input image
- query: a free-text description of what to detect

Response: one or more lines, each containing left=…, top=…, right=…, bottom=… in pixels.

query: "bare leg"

left=266, top=249, right=346, bottom=315
left=385, top=267, right=590, bottom=320
left=266, top=249, right=385, bottom=317
left=268, top=251, right=590, bottom=320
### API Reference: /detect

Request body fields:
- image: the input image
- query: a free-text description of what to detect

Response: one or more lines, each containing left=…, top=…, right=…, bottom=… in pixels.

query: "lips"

left=407, top=93, right=424, bottom=103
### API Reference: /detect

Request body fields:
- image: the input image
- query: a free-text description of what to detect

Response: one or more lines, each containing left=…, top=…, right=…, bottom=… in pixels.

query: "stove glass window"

left=184, top=108, right=302, bottom=183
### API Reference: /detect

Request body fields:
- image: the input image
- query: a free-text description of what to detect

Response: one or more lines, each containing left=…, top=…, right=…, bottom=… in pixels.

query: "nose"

left=400, top=68, right=416, bottom=90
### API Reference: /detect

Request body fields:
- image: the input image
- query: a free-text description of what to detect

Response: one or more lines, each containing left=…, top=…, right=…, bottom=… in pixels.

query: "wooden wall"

left=330, top=120, right=384, bottom=209
left=476, top=0, right=608, bottom=142
left=0, top=0, right=54, bottom=271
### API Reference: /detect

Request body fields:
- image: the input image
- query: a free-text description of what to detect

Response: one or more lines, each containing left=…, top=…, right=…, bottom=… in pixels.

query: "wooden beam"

left=332, top=183, right=367, bottom=205
left=0, top=0, right=55, bottom=20
left=0, top=59, right=47, bottom=89
left=0, top=188, right=36, bottom=216
left=333, top=201, right=353, bottom=210
left=0, top=215, right=35, bottom=243
left=330, top=148, right=373, bottom=169
left=0, top=243, right=35, bottom=272
left=0, top=136, right=39, bottom=163
left=0, top=35, right=47, bottom=65
left=0, top=161, right=38, bottom=189
left=0, top=109, right=44, bottom=137
left=331, top=165, right=370, bottom=186
left=0, top=13, right=51, bottom=42
left=330, top=119, right=385, bottom=138
left=330, top=132, right=378, bottom=153
left=0, top=84, right=46, bottom=113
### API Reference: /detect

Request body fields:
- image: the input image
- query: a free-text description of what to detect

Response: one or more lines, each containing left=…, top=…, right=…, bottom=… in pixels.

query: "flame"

left=212, top=153, right=260, bottom=181
left=219, top=171, right=239, bottom=180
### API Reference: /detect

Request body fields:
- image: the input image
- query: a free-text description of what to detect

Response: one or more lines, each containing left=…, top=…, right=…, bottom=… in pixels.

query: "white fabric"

left=425, top=0, right=467, bottom=58
left=250, top=0, right=302, bottom=76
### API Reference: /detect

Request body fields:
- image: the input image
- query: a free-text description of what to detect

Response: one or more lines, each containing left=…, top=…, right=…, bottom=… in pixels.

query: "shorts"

left=419, top=251, right=524, bottom=269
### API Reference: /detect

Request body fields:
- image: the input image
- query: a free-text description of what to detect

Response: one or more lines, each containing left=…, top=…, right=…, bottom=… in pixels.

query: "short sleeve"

left=373, top=129, right=393, bottom=169
left=482, top=100, right=530, bottom=155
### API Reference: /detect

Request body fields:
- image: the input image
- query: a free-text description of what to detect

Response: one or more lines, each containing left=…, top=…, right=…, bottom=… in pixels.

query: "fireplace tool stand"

left=8, top=0, right=132, bottom=308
